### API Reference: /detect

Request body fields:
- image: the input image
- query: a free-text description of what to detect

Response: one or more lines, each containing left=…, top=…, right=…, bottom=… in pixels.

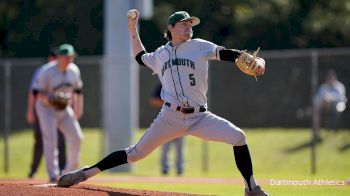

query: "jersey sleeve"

left=29, top=66, right=42, bottom=90
left=72, top=64, right=83, bottom=90
left=196, top=38, right=225, bottom=60
left=337, top=82, right=347, bottom=102
left=141, top=46, right=169, bottom=74
left=75, top=72, right=83, bottom=90
left=31, top=67, right=46, bottom=92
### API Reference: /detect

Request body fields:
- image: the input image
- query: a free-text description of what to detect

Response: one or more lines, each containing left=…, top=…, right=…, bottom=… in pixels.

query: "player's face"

left=170, top=20, right=193, bottom=42
left=326, top=74, right=336, bottom=85
left=57, top=55, right=74, bottom=68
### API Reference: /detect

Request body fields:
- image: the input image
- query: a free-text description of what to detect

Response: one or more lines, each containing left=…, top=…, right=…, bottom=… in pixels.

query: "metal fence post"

left=3, top=61, right=11, bottom=173
left=311, top=50, right=319, bottom=174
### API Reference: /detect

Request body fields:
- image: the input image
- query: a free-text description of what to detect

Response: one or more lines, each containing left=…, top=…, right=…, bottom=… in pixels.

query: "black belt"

left=165, top=102, right=206, bottom=114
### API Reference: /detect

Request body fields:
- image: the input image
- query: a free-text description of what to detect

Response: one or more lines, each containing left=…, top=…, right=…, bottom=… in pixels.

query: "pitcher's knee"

left=234, top=128, right=247, bottom=146
left=125, top=146, right=147, bottom=163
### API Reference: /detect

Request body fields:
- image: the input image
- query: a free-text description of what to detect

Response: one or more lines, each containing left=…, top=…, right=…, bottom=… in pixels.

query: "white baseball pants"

left=36, top=102, right=83, bottom=180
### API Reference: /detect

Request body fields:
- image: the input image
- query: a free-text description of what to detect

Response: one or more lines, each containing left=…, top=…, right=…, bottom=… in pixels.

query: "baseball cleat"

left=244, top=185, right=270, bottom=196
left=57, top=166, right=88, bottom=187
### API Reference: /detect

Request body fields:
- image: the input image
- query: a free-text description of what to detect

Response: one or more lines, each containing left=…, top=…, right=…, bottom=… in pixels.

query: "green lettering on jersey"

left=161, top=58, right=195, bottom=76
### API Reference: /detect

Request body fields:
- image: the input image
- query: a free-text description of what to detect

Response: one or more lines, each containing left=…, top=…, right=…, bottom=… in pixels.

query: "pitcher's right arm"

left=128, top=9, right=146, bottom=58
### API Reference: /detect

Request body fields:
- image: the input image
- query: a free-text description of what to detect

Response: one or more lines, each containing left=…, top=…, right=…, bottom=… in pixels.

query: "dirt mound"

left=0, top=183, right=203, bottom=196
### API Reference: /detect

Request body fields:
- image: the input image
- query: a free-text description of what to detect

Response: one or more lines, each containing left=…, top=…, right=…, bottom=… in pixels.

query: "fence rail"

left=1, top=48, right=350, bottom=131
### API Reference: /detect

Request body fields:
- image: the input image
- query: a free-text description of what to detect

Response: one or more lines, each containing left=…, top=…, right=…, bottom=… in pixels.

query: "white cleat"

left=245, top=185, right=270, bottom=196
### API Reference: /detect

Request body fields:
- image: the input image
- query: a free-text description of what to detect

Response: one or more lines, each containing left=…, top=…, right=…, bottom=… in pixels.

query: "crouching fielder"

left=58, top=10, right=269, bottom=196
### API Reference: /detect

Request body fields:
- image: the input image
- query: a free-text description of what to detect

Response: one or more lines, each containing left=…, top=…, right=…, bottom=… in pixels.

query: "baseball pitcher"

left=58, top=10, right=269, bottom=196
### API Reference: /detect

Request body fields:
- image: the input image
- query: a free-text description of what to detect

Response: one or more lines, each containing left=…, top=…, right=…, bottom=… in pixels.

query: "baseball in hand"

left=256, top=58, right=265, bottom=75
left=127, top=9, right=137, bottom=19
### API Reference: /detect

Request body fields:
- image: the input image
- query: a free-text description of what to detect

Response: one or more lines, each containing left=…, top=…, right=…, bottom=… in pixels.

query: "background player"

left=58, top=10, right=269, bottom=196
left=32, top=43, right=84, bottom=182
left=149, top=84, right=185, bottom=176
left=314, top=69, right=347, bottom=136
left=26, top=48, right=66, bottom=178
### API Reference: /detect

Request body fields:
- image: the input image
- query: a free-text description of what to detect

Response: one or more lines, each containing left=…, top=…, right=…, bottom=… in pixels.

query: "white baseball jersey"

left=142, top=38, right=225, bottom=107
left=33, top=62, right=83, bottom=97
left=29, top=61, right=56, bottom=91
left=314, top=81, right=347, bottom=105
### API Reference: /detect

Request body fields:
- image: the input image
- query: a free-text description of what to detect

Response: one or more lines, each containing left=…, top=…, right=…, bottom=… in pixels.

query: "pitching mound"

left=0, top=183, right=203, bottom=196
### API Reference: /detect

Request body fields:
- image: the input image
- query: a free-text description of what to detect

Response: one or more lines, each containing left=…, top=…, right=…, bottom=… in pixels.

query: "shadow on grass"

left=339, top=143, right=350, bottom=152
left=283, top=140, right=322, bottom=153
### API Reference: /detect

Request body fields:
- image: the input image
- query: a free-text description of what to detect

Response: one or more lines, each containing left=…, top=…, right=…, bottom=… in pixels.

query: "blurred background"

left=0, top=0, right=349, bottom=130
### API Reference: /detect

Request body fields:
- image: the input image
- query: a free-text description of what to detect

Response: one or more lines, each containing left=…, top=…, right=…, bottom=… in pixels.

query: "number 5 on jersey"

left=189, top=74, right=196, bottom=86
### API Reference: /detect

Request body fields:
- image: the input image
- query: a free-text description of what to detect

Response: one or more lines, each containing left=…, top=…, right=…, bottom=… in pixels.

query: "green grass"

left=0, top=128, right=102, bottom=178
left=95, top=183, right=349, bottom=196
left=1, top=128, right=350, bottom=195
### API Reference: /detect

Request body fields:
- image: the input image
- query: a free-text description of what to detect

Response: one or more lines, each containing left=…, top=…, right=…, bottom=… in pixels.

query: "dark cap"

left=56, top=43, right=75, bottom=56
left=167, top=11, right=200, bottom=26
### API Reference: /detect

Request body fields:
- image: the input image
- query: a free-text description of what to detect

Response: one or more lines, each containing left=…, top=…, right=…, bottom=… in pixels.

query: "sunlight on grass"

left=1, top=128, right=349, bottom=195
left=93, top=183, right=350, bottom=196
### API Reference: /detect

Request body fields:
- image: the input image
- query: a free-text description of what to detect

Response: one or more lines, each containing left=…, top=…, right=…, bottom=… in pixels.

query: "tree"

left=1, top=0, right=350, bottom=57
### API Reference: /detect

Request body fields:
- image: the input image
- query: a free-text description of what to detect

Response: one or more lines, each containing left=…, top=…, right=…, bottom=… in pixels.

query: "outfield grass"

left=0, top=128, right=349, bottom=195
left=95, top=183, right=349, bottom=196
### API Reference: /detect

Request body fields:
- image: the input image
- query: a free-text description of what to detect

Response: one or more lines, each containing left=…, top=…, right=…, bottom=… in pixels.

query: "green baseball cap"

left=56, top=43, right=75, bottom=56
left=167, top=11, right=200, bottom=26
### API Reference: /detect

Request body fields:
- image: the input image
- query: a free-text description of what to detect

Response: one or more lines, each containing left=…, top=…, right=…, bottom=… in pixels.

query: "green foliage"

left=0, top=0, right=103, bottom=57
left=1, top=0, right=350, bottom=57
left=153, top=0, right=350, bottom=49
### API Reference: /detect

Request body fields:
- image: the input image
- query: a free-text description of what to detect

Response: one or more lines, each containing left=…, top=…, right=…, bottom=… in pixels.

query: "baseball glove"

left=48, top=92, right=71, bottom=110
left=235, top=47, right=265, bottom=78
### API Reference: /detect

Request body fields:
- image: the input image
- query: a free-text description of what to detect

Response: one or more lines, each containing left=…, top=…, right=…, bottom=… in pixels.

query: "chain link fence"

left=1, top=48, right=349, bottom=132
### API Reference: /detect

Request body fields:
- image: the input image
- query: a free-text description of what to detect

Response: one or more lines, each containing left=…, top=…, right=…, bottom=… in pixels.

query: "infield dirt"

left=0, top=182, right=205, bottom=196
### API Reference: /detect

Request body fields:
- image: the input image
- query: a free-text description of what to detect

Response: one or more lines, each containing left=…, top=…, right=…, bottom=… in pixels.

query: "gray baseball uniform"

left=32, top=61, right=83, bottom=180
left=56, top=12, right=268, bottom=195
left=28, top=60, right=67, bottom=178
left=126, top=38, right=246, bottom=162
